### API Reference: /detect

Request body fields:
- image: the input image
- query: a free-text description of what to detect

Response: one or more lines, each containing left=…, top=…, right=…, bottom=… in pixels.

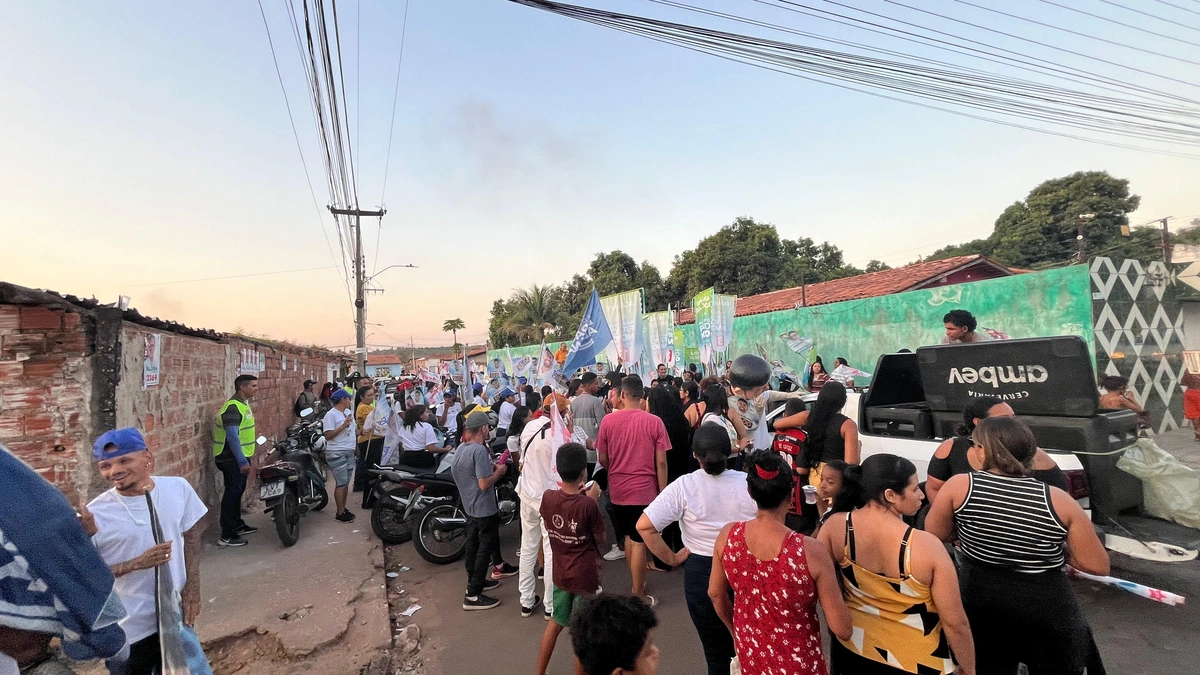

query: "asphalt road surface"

left=393, top=518, right=1199, bottom=675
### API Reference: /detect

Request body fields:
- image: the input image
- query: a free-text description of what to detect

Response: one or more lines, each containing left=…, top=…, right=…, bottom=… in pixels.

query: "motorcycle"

left=258, top=407, right=329, bottom=546
left=411, top=450, right=519, bottom=565
left=284, top=415, right=330, bottom=482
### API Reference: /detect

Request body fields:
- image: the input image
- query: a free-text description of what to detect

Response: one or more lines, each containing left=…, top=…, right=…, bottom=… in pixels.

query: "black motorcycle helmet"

left=729, top=354, right=772, bottom=399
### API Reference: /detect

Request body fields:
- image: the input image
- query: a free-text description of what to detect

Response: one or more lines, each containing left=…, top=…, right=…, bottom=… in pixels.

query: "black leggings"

left=683, top=554, right=734, bottom=675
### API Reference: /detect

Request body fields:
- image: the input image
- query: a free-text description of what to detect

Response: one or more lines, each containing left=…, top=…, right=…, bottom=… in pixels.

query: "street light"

left=1076, top=213, right=1097, bottom=263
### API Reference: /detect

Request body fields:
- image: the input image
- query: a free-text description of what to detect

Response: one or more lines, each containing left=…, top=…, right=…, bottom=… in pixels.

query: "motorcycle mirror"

left=256, top=435, right=268, bottom=446
left=299, top=407, right=314, bottom=417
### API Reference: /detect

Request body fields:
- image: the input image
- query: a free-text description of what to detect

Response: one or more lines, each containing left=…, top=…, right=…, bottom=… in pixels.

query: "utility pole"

left=329, top=206, right=386, bottom=375
left=410, top=335, right=416, bottom=373
left=1159, top=217, right=1172, bottom=264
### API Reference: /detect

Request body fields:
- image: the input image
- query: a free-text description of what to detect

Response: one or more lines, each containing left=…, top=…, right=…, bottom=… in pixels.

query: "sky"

left=3, top=0, right=1198, bottom=350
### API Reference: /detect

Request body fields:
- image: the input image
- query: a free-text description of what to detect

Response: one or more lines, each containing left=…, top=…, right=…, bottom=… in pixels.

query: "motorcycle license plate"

left=260, top=480, right=285, bottom=500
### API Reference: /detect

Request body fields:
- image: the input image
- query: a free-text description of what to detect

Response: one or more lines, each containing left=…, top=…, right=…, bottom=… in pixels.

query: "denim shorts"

left=327, top=450, right=355, bottom=487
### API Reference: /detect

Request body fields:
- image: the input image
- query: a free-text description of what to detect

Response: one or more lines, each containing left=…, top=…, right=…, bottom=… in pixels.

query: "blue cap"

left=473, top=383, right=484, bottom=393
left=93, top=428, right=148, bottom=461
left=518, top=377, right=528, bottom=384
left=331, top=389, right=351, bottom=403
left=499, top=387, right=515, bottom=399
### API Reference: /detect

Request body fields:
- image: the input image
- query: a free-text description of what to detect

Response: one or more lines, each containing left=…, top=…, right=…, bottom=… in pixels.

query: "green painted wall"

left=490, top=266, right=1094, bottom=385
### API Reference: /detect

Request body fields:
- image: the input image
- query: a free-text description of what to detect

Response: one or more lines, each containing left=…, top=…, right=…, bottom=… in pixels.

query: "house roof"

left=367, top=354, right=405, bottom=365
left=423, top=346, right=489, bottom=361
left=675, top=255, right=1013, bottom=324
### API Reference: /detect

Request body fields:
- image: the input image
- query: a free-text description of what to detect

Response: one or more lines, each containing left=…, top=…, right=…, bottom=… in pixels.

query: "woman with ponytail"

left=636, top=425, right=758, bottom=675
left=817, top=454, right=975, bottom=675
left=926, top=417, right=1108, bottom=675
left=709, top=451, right=851, bottom=675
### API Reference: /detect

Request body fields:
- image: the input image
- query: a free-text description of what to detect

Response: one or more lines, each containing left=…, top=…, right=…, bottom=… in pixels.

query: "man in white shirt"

left=473, top=382, right=488, bottom=408
left=322, top=389, right=359, bottom=523
left=81, top=428, right=209, bottom=675
left=437, top=391, right=463, bottom=440
left=496, top=388, right=517, bottom=437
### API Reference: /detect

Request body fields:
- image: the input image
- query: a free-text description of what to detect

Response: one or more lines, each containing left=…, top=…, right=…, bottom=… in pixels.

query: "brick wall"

left=1, top=292, right=349, bottom=513
left=0, top=305, right=94, bottom=506
left=115, top=325, right=231, bottom=505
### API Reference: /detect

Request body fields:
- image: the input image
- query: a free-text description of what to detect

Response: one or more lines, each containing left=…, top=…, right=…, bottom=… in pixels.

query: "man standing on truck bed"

left=942, top=309, right=992, bottom=344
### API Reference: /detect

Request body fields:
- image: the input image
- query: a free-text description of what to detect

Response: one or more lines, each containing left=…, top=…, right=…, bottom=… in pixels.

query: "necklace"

left=111, top=479, right=156, bottom=526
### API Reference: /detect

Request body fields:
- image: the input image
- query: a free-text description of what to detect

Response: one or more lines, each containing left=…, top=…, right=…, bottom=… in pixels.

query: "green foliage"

left=441, top=318, right=465, bottom=333
left=864, top=260, right=891, bottom=273
left=664, top=217, right=859, bottom=304
left=499, top=284, right=566, bottom=344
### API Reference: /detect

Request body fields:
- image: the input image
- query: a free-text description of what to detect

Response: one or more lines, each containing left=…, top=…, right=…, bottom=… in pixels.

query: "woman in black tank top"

left=925, top=397, right=1069, bottom=506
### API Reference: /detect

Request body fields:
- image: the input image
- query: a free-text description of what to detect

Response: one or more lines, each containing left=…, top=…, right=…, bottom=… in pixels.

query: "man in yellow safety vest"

left=212, top=374, right=258, bottom=547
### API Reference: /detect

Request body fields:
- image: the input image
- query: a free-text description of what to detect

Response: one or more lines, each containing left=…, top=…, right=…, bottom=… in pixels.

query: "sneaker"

left=544, top=608, right=552, bottom=621
left=335, top=510, right=356, bottom=522
left=640, top=595, right=658, bottom=609
left=491, top=562, right=518, bottom=580
left=463, top=594, right=501, bottom=611
left=235, top=524, right=258, bottom=535
left=218, top=536, right=248, bottom=547
left=537, top=567, right=544, bottom=580
left=482, top=578, right=500, bottom=592
left=521, top=595, right=542, bottom=618
left=602, top=545, right=626, bottom=561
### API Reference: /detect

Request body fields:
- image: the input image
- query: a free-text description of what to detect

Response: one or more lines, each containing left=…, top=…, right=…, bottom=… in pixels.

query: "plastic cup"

left=802, top=484, right=818, bottom=504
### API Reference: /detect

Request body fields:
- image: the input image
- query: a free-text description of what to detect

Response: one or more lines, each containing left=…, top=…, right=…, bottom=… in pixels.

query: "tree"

left=585, top=251, right=669, bottom=311
left=864, top=260, right=891, bottom=273
left=664, top=217, right=859, bottom=304
left=442, top=318, right=465, bottom=355
left=927, top=238, right=993, bottom=261
left=988, top=171, right=1140, bottom=268
left=501, top=285, right=565, bottom=343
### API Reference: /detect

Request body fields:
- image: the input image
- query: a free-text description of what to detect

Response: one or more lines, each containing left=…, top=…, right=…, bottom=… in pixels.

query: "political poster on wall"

left=143, top=333, right=162, bottom=389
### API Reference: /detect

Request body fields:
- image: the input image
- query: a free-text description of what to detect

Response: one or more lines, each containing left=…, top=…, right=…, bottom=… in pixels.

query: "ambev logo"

left=948, top=365, right=1049, bottom=389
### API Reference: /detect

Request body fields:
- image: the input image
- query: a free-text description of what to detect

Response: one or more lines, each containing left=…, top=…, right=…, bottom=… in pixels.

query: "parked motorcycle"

left=284, top=415, right=330, bottom=482
left=411, top=451, right=519, bottom=565
left=258, top=407, right=329, bottom=546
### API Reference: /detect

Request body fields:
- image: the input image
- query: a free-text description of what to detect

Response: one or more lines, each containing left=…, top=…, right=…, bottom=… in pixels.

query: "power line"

left=820, top=0, right=1200, bottom=90
left=1032, top=0, right=1200, bottom=43
left=1102, top=0, right=1200, bottom=26
left=380, top=0, right=413, bottom=204
left=507, top=1, right=1200, bottom=158
left=256, top=0, right=353, bottom=301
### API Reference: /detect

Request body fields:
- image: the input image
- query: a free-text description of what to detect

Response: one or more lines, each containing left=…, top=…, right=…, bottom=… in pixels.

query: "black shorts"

left=611, top=504, right=648, bottom=543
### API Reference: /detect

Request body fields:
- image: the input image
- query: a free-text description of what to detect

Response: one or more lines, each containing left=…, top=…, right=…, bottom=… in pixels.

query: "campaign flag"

left=830, top=364, right=872, bottom=384
left=644, top=311, right=675, bottom=374
left=692, top=287, right=715, bottom=371
left=562, top=289, right=614, bottom=376
left=672, top=319, right=685, bottom=373
left=713, top=294, right=736, bottom=374
left=535, top=340, right=558, bottom=390
left=146, top=491, right=212, bottom=674
left=780, top=331, right=814, bottom=356
left=512, top=354, right=534, bottom=379
left=505, top=346, right=517, bottom=376
left=600, top=289, right=646, bottom=370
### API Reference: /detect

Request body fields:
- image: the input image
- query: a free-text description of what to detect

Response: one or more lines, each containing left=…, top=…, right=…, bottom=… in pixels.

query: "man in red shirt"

left=595, top=374, right=669, bottom=606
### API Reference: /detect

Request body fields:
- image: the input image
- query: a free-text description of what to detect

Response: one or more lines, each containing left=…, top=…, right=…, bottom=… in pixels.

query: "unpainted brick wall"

left=0, top=305, right=94, bottom=506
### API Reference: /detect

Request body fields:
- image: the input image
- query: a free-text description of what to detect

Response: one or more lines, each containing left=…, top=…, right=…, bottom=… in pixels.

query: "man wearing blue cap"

left=82, top=428, right=209, bottom=675
left=212, top=374, right=259, bottom=547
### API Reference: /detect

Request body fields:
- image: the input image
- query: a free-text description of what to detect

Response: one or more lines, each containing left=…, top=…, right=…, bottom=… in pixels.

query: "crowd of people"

left=1, top=328, right=1118, bottom=675
left=430, top=351, right=1112, bottom=675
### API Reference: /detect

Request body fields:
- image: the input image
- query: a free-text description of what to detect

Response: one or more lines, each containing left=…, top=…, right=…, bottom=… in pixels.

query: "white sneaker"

left=602, top=545, right=626, bottom=561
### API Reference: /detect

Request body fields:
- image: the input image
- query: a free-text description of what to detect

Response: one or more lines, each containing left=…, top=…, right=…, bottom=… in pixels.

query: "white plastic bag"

left=1116, top=439, right=1200, bottom=529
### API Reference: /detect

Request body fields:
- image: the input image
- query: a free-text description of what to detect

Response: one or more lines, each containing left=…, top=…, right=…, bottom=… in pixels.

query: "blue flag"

left=562, top=288, right=614, bottom=377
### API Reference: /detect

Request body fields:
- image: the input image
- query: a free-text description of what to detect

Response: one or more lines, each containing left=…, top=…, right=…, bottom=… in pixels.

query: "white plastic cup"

left=802, top=484, right=818, bottom=504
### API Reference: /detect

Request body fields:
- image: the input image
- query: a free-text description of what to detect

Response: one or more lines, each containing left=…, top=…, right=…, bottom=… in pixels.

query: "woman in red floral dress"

left=710, top=451, right=851, bottom=675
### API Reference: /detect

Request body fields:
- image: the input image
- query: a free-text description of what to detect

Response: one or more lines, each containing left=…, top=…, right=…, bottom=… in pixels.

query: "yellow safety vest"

left=212, top=398, right=256, bottom=458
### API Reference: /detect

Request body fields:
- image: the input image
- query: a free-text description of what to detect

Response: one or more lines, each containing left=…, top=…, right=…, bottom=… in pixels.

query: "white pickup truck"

left=769, top=337, right=1144, bottom=520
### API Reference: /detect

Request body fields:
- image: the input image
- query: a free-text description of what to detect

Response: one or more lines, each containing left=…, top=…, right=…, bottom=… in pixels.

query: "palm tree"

left=502, top=284, right=564, bottom=343
left=442, top=318, right=465, bottom=355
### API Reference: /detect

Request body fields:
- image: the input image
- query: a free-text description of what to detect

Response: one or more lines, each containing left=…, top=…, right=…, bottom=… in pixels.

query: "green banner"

left=692, top=287, right=715, bottom=371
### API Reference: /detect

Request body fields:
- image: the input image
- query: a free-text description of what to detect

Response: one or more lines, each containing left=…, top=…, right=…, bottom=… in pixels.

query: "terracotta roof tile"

left=675, top=255, right=1011, bottom=324
left=366, top=354, right=405, bottom=365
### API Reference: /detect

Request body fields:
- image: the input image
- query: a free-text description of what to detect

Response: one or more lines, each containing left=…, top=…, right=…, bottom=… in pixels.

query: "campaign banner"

left=673, top=324, right=686, bottom=373
left=644, top=311, right=675, bottom=374
left=692, top=287, right=715, bottom=371
left=600, top=289, right=645, bottom=370
left=683, top=320, right=702, bottom=372
left=535, top=340, right=566, bottom=392
left=713, top=293, right=736, bottom=374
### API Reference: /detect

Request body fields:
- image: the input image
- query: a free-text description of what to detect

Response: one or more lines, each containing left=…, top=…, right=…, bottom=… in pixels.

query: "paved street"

left=395, top=510, right=1199, bottom=675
